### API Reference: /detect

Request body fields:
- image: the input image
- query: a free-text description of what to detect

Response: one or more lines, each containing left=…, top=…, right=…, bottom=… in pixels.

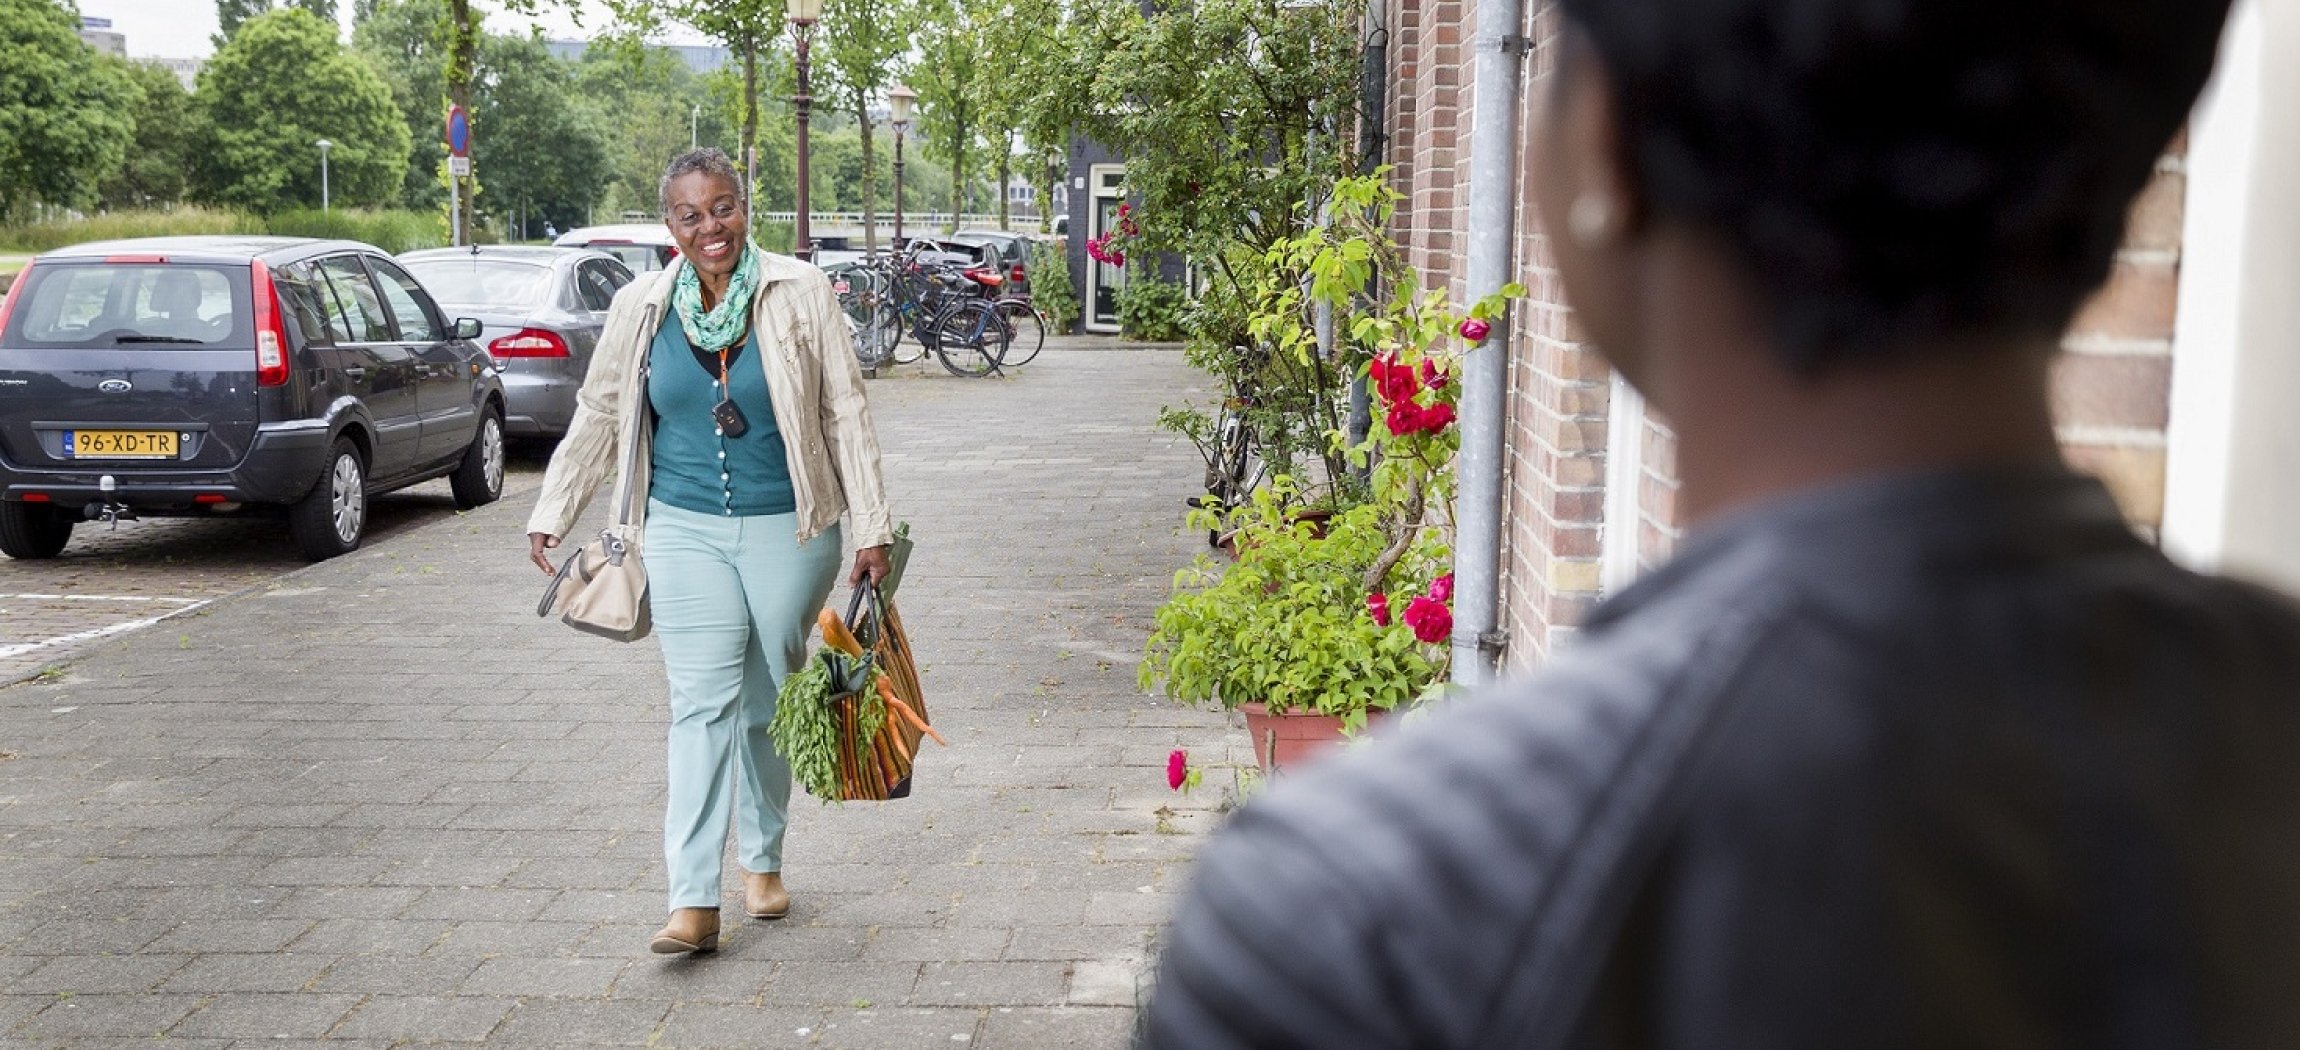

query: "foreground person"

left=527, top=148, right=892, bottom=954
left=1144, top=0, right=2300, bottom=1045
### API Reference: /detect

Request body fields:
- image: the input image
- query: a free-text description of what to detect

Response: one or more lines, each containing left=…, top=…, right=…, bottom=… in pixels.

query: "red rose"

left=1366, top=591, right=1392, bottom=626
left=1420, top=359, right=1448, bottom=389
left=1429, top=573, right=1454, bottom=604
left=1369, top=354, right=1420, bottom=404
left=1403, top=596, right=1453, bottom=644
left=1459, top=317, right=1491, bottom=343
left=1167, top=749, right=1189, bottom=791
left=1384, top=401, right=1421, bottom=437
left=1421, top=402, right=1457, bottom=431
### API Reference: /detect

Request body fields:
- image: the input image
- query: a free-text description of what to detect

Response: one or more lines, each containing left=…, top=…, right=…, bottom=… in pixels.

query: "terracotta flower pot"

left=1240, top=701, right=1367, bottom=773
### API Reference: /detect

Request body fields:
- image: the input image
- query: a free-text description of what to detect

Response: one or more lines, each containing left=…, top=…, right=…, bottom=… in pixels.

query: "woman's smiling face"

left=663, top=171, right=749, bottom=281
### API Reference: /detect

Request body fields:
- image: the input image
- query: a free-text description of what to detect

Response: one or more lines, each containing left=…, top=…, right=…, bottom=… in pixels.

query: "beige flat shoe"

left=649, top=907, right=720, bottom=954
left=743, top=871, right=790, bottom=920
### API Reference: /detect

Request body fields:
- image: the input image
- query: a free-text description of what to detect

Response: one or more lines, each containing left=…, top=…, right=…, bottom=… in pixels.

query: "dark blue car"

left=0, top=236, right=507, bottom=561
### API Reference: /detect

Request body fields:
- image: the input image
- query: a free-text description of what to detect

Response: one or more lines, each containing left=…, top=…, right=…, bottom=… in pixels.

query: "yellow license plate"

left=66, top=430, right=178, bottom=459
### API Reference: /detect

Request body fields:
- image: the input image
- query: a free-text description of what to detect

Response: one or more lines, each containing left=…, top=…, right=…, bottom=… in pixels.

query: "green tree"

left=99, top=57, right=201, bottom=209
left=603, top=0, right=784, bottom=208
left=910, top=0, right=986, bottom=230
left=196, top=8, right=411, bottom=212
left=470, top=33, right=610, bottom=237
left=1070, top=0, right=1366, bottom=339
left=0, top=0, right=139, bottom=218
left=217, top=0, right=342, bottom=45
left=818, top=0, right=914, bottom=250
left=350, top=0, right=447, bottom=209
left=570, top=42, right=739, bottom=222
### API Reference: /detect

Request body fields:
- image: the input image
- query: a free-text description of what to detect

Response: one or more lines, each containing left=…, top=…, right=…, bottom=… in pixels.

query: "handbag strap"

left=607, top=304, right=658, bottom=529
left=843, top=583, right=885, bottom=652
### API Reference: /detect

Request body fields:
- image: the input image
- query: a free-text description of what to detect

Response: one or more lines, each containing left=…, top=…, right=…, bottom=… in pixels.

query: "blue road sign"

left=446, top=106, right=471, bottom=157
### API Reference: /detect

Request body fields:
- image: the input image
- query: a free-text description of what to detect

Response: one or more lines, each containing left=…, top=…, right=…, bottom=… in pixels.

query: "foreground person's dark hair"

left=1561, top=0, right=2235, bottom=373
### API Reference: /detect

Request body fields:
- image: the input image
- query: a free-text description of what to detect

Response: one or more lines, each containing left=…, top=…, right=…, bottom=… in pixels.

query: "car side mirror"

left=453, top=317, right=482, bottom=340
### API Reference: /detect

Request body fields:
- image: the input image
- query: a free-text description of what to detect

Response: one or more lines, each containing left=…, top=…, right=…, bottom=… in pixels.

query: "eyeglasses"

left=670, top=200, right=744, bottom=232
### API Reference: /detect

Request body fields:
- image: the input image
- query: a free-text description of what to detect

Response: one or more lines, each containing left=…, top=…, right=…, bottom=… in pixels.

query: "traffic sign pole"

left=446, top=105, right=472, bottom=247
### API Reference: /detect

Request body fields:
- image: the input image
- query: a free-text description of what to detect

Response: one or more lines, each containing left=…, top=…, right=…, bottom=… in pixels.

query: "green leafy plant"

left=1028, top=238, right=1078, bottom=335
left=1117, top=268, right=1188, bottom=342
left=1141, top=173, right=1524, bottom=723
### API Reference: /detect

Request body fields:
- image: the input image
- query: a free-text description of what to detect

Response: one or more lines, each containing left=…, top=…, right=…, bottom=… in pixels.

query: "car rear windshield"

left=3, top=262, right=252, bottom=349
left=578, top=243, right=671, bottom=273
left=401, top=259, right=555, bottom=309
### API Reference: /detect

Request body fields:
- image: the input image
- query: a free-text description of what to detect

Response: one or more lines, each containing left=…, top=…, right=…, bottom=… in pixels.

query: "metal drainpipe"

left=1450, top=2, right=1531, bottom=689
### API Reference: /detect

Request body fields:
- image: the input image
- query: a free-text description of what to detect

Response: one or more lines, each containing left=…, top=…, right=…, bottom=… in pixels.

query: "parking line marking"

left=0, top=599, right=215, bottom=660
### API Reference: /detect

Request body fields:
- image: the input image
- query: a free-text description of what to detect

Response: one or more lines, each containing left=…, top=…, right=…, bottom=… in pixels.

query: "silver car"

left=399, top=247, right=634, bottom=440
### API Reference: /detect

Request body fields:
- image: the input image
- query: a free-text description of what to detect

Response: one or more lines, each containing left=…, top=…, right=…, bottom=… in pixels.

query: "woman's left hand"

left=849, top=544, right=894, bottom=589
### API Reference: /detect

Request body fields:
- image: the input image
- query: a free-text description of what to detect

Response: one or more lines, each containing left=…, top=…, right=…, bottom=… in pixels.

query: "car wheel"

left=289, top=438, right=367, bottom=561
left=0, top=501, right=73, bottom=560
left=450, top=408, right=505, bottom=510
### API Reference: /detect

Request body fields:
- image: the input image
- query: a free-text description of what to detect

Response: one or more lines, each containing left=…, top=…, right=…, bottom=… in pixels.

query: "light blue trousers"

left=644, top=500, right=842, bottom=912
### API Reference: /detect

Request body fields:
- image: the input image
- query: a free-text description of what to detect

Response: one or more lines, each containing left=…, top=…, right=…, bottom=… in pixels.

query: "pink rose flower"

left=1429, top=573, right=1454, bottom=604
left=1403, top=596, right=1453, bottom=644
left=1420, top=359, right=1448, bottom=389
left=1366, top=591, right=1391, bottom=626
left=1459, top=317, right=1491, bottom=343
left=1167, top=749, right=1189, bottom=791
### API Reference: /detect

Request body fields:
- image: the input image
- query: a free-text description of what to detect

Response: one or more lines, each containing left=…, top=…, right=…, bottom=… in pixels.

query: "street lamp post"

left=690, top=104, right=699, bottom=150
left=787, top=0, right=825, bottom=262
left=315, top=139, right=332, bottom=212
left=888, top=84, right=915, bottom=250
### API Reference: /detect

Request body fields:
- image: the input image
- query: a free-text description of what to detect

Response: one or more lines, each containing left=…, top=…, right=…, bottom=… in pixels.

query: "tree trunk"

left=856, top=94, right=878, bottom=253
left=741, top=35, right=760, bottom=206
left=447, top=0, right=477, bottom=243
left=996, top=132, right=1012, bottom=231
left=947, top=105, right=967, bottom=233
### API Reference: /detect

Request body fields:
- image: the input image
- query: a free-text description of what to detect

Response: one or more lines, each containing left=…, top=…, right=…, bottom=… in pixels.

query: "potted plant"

left=1140, top=175, right=1521, bottom=771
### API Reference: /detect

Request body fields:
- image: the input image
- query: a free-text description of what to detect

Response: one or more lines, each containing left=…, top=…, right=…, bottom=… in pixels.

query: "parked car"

left=553, top=224, right=678, bottom=273
left=400, top=246, right=633, bottom=440
left=948, top=231, right=1033, bottom=295
left=0, top=236, right=507, bottom=561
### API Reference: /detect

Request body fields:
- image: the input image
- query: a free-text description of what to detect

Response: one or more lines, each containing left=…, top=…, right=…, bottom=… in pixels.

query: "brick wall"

left=2056, top=153, right=2187, bottom=535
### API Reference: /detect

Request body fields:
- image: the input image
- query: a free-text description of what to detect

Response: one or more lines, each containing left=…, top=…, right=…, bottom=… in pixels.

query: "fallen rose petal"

left=1167, top=749, right=1189, bottom=791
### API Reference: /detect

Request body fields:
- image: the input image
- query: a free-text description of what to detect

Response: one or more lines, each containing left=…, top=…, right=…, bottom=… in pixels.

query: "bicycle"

left=989, top=297, right=1047, bottom=368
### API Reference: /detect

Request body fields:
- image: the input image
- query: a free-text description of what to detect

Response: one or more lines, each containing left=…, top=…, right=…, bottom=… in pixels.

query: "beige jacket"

left=525, top=251, right=893, bottom=552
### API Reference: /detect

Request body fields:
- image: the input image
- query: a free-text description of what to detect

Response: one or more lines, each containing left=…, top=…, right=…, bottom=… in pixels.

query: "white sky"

left=81, top=0, right=700, bottom=61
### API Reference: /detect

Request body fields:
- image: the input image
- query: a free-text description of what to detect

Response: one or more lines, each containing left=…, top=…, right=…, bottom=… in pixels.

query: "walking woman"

left=526, top=147, right=894, bottom=955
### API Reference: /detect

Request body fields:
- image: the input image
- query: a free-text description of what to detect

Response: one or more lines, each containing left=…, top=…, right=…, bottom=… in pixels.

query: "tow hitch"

left=84, top=475, right=137, bottom=530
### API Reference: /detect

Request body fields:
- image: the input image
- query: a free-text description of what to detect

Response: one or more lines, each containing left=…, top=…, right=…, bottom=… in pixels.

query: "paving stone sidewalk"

left=0, top=345, right=1252, bottom=1048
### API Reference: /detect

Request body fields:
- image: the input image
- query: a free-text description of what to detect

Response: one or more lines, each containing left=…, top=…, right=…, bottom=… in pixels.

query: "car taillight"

left=0, top=259, right=31, bottom=336
left=250, top=259, right=291, bottom=388
left=489, top=328, right=571, bottom=358
left=1010, top=264, right=1026, bottom=283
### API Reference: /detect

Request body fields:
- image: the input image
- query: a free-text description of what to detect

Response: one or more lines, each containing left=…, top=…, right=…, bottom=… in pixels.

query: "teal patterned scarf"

left=670, top=241, right=762, bottom=350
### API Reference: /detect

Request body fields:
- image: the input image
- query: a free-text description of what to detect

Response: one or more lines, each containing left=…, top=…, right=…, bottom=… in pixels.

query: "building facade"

left=1376, top=0, right=2299, bottom=672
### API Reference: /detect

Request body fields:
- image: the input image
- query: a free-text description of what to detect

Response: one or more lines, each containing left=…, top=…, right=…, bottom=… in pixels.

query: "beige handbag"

left=537, top=359, right=652, bottom=642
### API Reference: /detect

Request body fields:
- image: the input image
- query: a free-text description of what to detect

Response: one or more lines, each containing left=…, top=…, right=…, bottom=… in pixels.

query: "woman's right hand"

left=528, top=532, right=561, bottom=575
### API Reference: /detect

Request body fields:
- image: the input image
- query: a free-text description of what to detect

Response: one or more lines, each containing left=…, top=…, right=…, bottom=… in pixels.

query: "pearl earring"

left=1568, top=195, right=1614, bottom=244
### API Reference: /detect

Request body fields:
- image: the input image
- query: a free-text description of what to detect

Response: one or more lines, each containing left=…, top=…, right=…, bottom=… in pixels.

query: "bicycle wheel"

left=993, top=299, right=1047, bottom=367
left=930, top=300, right=1014, bottom=378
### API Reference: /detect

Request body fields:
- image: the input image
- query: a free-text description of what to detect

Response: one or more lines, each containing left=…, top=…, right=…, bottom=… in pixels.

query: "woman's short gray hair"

left=658, top=148, right=745, bottom=212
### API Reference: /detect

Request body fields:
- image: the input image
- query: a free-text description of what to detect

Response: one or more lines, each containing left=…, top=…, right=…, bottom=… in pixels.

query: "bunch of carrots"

left=772, top=602, right=946, bottom=802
